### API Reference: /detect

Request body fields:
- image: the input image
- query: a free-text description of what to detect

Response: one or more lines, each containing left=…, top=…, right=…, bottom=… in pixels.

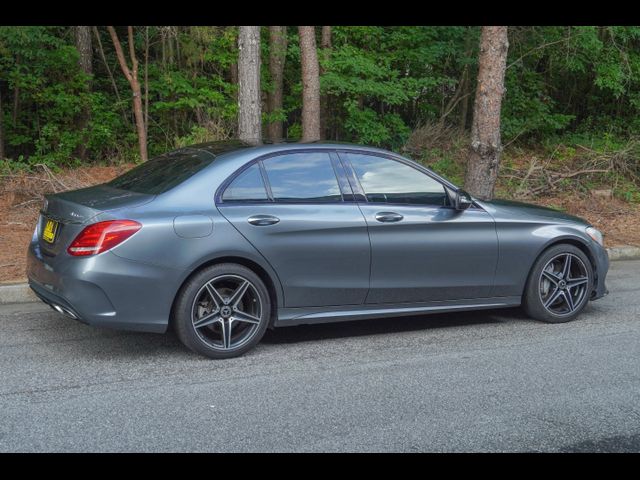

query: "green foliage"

left=502, top=68, right=575, bottom=140
left=424, top=155, right=464, bottom=186
left=174, top=125, right=211, bottom=148
left=0, top=23, right=639, bottom=192
left=150, top=70, right=235, bottom=121
left=86, top=91, right=129, bottom=158
left=504, top=26, right=640, bottom=142
left=0, top=26, right=94, bottom=167
left=319, top=26, right=469, bottom=148
left=615, top=178, right=640, bottom=203
left=342, top=102, right=410, bottom=147
left=286, top=122, right=302, bottom=140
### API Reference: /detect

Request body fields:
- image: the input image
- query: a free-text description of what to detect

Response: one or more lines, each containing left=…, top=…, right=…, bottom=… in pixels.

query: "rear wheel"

left=174, top=263, right=271, bottom=359
left=523, top=244, right=593, bottom=323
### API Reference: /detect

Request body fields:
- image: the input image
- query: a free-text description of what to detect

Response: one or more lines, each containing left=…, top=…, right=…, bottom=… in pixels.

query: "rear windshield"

left=109, top=150, right=215, bottom=195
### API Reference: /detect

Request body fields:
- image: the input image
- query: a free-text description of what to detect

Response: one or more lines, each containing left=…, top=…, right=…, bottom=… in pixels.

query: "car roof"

left=154, top=139, right=460, bottom=203
left=185, top=139, right=395, bottom=158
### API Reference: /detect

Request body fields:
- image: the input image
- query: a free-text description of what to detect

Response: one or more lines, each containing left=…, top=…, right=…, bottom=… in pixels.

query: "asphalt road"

left=1, top=261, right=640, bottom=452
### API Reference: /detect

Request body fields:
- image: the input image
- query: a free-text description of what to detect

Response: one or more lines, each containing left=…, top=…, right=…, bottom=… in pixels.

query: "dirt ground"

left=533, top=194, right=640, bottom=248
left=0, top=164, right=133, bottom=283
left=1, top=164, right=639, bottom=283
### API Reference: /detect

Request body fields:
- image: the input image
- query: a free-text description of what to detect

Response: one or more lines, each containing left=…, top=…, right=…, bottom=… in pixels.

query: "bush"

left=402, top=122, right=469, bottom=185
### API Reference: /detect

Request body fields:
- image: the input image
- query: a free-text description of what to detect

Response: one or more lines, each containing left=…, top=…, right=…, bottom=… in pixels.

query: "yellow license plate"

left=42, top=218, right=59, bottom=244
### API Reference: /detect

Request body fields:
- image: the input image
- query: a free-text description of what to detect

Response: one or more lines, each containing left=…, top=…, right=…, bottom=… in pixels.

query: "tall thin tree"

left=319, top=26, right=332, bottom=139
left=298, top=26, right=321, bottom=142
left=228, top=25, right=239, bottom=97
left=107, top=26, right=148, bottom=162
left=93, top=26, right=127, bottom=124
left=75, top=26, right=93, bottom=78
left=267, top=26, right=288, bottom=142
left=464, top=26, right=509, bottom=200
left=238, top=26, right=262, bottom=145
left=0, top=86, right=4, bottom=160
left=75, top=26, right=92, bottom=160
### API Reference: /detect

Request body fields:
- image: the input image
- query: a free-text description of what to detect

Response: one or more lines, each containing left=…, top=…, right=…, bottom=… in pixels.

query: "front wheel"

left=173, top=263, right=271, bottom=359
left=523, top=244, right=593, bottom=323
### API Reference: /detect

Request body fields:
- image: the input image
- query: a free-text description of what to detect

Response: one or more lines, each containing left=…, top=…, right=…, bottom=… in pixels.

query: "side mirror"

left=455, top=189, right=473, bottom=210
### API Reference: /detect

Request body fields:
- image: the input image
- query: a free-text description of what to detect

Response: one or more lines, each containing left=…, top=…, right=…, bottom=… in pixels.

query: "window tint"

left=109, top=150, right=214, bottom=195
left=262, top=152, right=342, bottom=203
left=346, top=153, right=447, bottom=206
left=222, top=164, right=268, bottom=202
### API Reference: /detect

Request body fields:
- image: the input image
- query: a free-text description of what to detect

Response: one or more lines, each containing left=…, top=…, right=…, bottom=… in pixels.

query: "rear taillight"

left=67, top=220, right=142, bottom=256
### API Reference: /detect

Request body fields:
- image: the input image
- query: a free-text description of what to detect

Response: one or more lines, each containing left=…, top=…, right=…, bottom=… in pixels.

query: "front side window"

left=222, top=164, right=268, bottom=202
left=345, top=153, right=447, bottom=206
left=262, top=152, right=342, bottom=203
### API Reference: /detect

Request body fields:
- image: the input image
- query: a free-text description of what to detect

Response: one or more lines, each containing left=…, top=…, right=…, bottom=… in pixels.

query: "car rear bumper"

left=29, top=280, right=90, bottom=324
left=26, top=240, right=183, bottom=333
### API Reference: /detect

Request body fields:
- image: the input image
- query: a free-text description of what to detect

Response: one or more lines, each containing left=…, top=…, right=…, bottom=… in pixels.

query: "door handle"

left=375, top=212, right=404, bottom=223
left=247, top=214, right=280, bottom=226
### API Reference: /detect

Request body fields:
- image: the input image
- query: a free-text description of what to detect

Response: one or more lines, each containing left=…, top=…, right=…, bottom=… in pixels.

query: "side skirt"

left=275, top=296, right=522, bottom=327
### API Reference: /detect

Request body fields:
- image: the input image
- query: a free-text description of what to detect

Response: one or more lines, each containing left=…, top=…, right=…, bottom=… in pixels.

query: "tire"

left=173, top=263, right=271, bottom=359
left=523, top=244, right=593, bottom=324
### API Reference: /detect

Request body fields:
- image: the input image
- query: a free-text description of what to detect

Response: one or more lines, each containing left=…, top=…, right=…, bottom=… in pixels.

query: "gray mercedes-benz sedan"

left=27, top=140, right=609, bottom=358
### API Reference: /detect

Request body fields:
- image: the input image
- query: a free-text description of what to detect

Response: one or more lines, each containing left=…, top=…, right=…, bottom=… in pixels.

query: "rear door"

left=216, top=150, right=371, bottom=308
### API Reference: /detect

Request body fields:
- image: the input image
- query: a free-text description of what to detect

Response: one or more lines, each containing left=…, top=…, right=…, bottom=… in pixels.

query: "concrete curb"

left=0, top=283, right=36, bottom=304
left=607, top=246, right=640, bottom=262
left=1, top=246, right=639, bottom=305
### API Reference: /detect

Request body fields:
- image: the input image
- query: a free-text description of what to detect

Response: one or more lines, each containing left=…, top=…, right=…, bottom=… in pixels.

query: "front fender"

left=491, top=222, right=598, bottom=297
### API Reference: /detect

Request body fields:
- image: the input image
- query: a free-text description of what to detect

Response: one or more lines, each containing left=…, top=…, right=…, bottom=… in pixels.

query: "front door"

left=339, top=151, right=498, bottom=304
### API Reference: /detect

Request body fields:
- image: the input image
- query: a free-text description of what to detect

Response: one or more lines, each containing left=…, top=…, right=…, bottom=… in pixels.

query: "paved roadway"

left=1, top=261, right=640, bottom=452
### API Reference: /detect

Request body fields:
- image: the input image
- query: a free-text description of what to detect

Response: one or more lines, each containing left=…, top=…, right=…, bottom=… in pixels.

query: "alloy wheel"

left=190, top=274, right=262, bottom=351
left=539, top=253, right=589, bottom=317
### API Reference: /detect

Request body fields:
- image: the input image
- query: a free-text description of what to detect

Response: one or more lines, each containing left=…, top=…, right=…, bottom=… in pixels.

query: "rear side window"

left=109, top=150, right=214, bottom=195
left=346, top=153, right=447, bottom=206
left=222, top=164, right=268, bottom=202
left=262, top=152, right=342, bottom=203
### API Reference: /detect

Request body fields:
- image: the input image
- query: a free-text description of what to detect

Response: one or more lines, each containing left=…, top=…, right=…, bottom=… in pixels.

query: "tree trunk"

left=321, top=26, right=332, bottom=51
left=464, top=26, right=509, bottom=200
left=459, top=72, right=470, bottom=130
left=167, top=30, right=175, bottom=67
left=237, top=26, right=262, bottom=145
left=319, top=26, right=332, bottom=139
left=75, top=26, right=93, bottom=78
left=440, top=64, right=468, bottom=124
left=12, top=86, right=19, bottom=127
left=75, top=26, right=93, bottom=161
left=107, top=26, right=148, bottom=162
left=298, top=26, right=321, bottom=142
left=459, top=32, right=474, bottom=131
left=230, top=62, right=238, bottom=86
left=0, top=86, right=4, bottom=160
left=93, top=27, right=127, bottom=122
left=175, top=27, right=181, bottom=69
left=144, top=26, right=150, bottom=138
left=161, top=33, right=167, bottom=71
left=267, top=26, right=287, bottom=142
left=229, top=27, right=239, bottom=93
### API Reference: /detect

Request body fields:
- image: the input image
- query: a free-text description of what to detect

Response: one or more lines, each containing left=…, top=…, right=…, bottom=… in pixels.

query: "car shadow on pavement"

left=558, top=433, right=640, bottom=453
left=20, top=306, right=528, bottom=360
left=261, top=307, right=527, bottom=345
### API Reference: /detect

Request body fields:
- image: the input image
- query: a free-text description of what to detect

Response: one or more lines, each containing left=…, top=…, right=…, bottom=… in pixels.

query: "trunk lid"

left=38, top=184, right=154, bottom=257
